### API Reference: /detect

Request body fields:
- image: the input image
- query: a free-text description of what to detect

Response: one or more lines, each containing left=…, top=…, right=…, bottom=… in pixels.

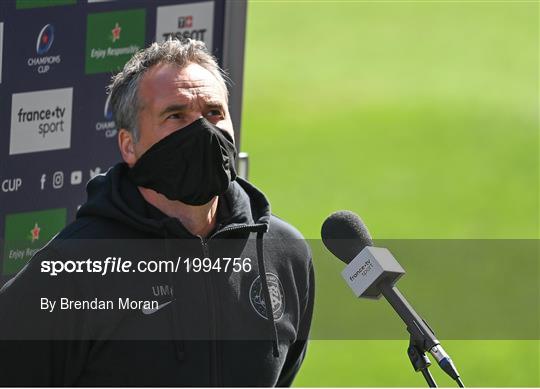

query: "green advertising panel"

left=85, top=9, right=146, bottom=74
left=16, top=0, right=76, bottom=9
left=3, top=208, right=66, bottom=275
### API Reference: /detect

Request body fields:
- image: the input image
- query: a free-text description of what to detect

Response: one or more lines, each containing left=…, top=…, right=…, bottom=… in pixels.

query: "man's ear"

left=118, top=129, right=137, bottom=167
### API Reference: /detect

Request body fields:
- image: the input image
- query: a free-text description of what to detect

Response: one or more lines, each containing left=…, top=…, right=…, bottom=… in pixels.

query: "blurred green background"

left=241, top=1, right=539, bottom=387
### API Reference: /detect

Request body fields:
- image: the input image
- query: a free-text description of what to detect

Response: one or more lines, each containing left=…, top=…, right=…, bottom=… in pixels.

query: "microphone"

left=321, top=210, right=464, bottom=387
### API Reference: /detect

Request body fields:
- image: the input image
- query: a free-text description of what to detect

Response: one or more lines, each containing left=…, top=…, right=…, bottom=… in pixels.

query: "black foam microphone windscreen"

left=321, top=210, right=373, bottom=264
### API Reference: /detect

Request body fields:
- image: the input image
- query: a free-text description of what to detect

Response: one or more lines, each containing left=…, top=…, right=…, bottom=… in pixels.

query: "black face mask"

left=128, top=117, right=237, bottom=206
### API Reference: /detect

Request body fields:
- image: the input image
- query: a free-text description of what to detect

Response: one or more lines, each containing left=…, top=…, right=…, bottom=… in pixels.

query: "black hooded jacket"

left=0, top=163, right=315, bottom=387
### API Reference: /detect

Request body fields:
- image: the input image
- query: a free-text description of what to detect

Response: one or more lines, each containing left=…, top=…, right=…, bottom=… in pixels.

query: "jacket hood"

left=77, top=162, right=280, bottom=357
left=76, top=162, right=271, bottom=237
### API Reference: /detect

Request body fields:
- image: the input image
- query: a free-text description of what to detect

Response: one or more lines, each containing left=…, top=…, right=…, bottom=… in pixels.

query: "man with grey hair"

left=0, top=39, right=314, bottom=387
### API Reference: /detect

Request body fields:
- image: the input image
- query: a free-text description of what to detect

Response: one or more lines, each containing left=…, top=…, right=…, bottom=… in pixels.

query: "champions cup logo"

left=95, top=94, right=117, bottom=138
left=104, top=94, right=113, bottom=120
left=27, top=23, right=61, bottom=73
left=36, top=24, right=54, bottom=54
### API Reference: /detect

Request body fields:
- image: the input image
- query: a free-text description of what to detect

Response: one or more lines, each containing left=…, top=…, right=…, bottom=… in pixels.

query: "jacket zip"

left=200, top=237, right=220, bottom=386
left=209, top=223, right=266, bottom=239
left=199, top=223, right=266, bottom=386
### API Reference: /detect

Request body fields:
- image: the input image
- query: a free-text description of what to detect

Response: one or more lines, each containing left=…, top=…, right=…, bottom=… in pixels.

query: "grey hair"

left=107, top=38, right=229, bottom=142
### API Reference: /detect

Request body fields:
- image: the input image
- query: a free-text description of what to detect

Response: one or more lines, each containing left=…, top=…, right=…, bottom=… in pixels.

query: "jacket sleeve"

left=276, top=260, right=315, bottom=387
left=0, top=247, right=90, bottom=386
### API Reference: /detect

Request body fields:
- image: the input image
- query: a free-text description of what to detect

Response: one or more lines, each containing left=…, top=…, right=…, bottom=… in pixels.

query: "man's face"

left=120, top=62, right=233, bottom=165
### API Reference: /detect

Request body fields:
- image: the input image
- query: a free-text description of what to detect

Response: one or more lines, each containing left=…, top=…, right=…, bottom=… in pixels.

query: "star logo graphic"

left=30, top=222, right=41, bottom=243
left=111, top=22, right=121, bottom=42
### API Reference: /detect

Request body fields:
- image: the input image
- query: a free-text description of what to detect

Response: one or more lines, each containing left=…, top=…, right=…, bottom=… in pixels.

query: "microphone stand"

left=408, top=338, right=437, bottom=387
left=378, top=282, right=443, bottom=387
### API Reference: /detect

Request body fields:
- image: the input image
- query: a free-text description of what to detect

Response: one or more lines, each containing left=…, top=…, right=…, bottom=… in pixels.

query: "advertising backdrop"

left=0, top=0, right=243, bottom=284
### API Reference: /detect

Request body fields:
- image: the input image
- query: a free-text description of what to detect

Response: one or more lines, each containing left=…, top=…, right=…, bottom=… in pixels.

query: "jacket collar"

left=77, top=162, right=271, bottom=238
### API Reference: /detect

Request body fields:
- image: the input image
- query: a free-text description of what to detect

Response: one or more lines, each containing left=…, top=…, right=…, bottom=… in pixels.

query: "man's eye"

left=167, top=113, right=183, bottom=120
left=206, top=109, right=223, bottom=118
